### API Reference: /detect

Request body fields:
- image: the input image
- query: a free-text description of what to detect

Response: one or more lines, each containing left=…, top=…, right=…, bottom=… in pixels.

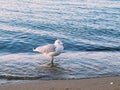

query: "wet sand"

left=0, top=76, right=120, bottom=90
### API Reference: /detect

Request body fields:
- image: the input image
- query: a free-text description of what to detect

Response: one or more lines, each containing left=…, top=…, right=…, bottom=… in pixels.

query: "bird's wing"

left=35, top=44, right=56, bottom=54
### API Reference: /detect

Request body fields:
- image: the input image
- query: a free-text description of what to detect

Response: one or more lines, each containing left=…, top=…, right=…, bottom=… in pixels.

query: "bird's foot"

left=47, top=62, right=55, bottom=67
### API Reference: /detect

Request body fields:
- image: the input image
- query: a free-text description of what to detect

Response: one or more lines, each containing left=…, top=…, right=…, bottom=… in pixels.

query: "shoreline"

left=0, top=76, right=120, bottom=90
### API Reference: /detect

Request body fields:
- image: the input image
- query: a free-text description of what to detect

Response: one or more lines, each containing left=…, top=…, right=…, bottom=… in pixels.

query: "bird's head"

left=54, top=39, right=63, bottom=46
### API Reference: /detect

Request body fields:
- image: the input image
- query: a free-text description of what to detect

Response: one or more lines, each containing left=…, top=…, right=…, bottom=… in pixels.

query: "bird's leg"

left=51, top=56, right=54, bottom=65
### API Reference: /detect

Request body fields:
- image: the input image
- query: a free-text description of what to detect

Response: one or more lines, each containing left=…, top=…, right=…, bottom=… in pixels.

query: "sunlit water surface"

left=0, top=0, right=120, bottom=84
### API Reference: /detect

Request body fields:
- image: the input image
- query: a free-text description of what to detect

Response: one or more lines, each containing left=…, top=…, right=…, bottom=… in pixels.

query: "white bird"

left=33, top=40, right=64, bottom=65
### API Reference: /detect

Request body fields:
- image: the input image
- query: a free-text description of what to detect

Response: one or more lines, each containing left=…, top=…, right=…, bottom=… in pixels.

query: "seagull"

left=33, top=40, right=64, bottom=65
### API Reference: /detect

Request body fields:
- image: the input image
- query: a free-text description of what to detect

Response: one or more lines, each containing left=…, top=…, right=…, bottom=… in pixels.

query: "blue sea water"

left=0, top=0, right=120, bottom=83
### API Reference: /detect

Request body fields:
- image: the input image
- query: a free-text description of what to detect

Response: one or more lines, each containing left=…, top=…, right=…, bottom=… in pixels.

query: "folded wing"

left=34, top=44, right=56, bottom=54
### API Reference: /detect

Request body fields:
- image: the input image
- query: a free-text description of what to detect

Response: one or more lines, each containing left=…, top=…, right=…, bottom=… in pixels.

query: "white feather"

left=33, top=40, right=64, bottom=58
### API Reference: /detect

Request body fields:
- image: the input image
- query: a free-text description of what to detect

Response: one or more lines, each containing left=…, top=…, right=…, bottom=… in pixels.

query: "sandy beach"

left=0, top=76, right=120, bottom=90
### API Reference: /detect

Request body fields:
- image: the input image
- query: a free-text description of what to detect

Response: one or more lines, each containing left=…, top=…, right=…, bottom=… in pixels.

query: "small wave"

left=72, top=44, right=120, bottom=51
left=0, top=75, right=40, bottom=80
left=0, top=24, right=120, bottom=53
left=0, top=52, right=120, bottom=80
left=0, top=23, right=58, bottom=37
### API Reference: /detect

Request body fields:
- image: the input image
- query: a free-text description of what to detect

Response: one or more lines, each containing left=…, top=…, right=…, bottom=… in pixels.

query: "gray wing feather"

left=36, top=44, right=56, bottom=54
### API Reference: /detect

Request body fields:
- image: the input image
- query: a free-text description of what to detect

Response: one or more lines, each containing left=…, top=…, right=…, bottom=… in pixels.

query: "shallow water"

left=0, top=52, right=120, bottom=80
left=0, top=0, right=120, bottom=83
